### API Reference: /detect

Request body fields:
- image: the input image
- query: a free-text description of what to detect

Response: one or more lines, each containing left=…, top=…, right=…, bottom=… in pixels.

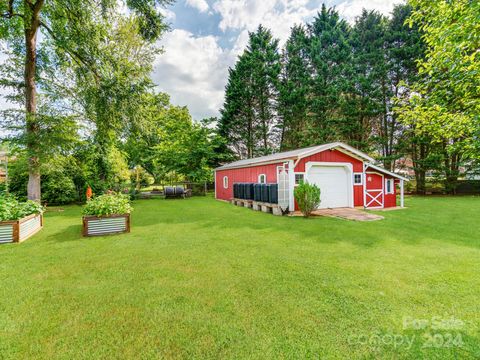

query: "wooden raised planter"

left=0, top=213, right=43, bottom=244
left=82, top=214, right=130, bottom=237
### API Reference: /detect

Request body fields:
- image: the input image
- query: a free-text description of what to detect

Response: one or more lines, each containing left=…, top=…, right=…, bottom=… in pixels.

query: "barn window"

left=385, top=179, right=394, bottom=194
left=295, top=173, right=304, bottom=185
left=223, top=176, right=228, bottom=189
left=258, top=174, right=266, bottom=184
left=353, top=173, right=363, bottom=185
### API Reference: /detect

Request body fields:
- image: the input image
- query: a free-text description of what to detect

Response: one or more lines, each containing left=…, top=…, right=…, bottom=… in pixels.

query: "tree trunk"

left=24, top=0, right=44, bottom=201
left=415, top=169, right=426, bottom=195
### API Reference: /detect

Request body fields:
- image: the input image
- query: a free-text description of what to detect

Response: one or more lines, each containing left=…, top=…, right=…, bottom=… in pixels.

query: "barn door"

left=277, top=165, right=290, bottom=212
left=365, top=189, right=383, bottom=208
left=365, top=172, right=384, bottom=209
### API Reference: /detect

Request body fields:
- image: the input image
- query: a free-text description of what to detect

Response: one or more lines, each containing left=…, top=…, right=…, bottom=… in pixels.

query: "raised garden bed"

left=0, top=213, right=43, bottom=244
left=82, top=193, right=133, bottom=237
left=82, top=214, right=130, bottom=237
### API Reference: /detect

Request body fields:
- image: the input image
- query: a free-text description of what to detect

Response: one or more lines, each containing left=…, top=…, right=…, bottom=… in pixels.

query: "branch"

left=1, top=0, right=23, bottom=19
left=39, top=20, right=100, bottom=80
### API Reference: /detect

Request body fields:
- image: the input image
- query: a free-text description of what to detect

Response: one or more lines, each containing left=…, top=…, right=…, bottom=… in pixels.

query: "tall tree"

left=307, top=5, right=351, bottom=145
left=0, top=0, right=170, bottom=200
left=245, top=25, right=281, bottom=155
left=277, top=25, right=311, bottom=150
left=218, top=53, right=255, bottom=158
left=219, top=25, right=280, bottom=158
left=347, top=10, right=388, bottom=151
left=397, top=0, right=480, bottom=193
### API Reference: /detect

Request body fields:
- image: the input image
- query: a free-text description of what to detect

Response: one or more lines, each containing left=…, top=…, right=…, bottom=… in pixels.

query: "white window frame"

left=294, top=172, right=305, bottom=186
left=258, top=174, right=267, bottom=184
left=353, top=172, right=363, bottom=186
left=385, top=178, right=394, bottom=194
left=223, top=176, right=228, bottom=189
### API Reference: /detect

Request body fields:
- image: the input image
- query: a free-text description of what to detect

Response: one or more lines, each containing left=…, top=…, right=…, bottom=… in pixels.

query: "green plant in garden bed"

left=0, top=196, right=44, bottom=222
left=82, top=193, right=133, bottom=217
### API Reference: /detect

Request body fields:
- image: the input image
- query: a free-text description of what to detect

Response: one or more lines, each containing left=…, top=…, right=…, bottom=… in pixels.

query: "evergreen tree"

left=277, top=25, right=311, bottom=150
left=218, top=26, right=280, bottom=158
left=245, top=26, right=281, bottom=155
left=347, top=10, right=389, bottom=151
left=307, top=5, right=351, bottom=144
left=218, top=54, right=255, bottom=158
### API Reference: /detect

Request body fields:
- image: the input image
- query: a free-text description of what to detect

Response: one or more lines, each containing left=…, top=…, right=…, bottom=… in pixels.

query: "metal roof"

left=365, top=163, right=409, bottom=181
left=215, top=142, right=375, bottom=170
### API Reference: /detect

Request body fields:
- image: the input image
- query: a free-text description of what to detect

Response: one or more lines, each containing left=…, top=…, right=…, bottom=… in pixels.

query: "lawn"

left=0, top=196, right=479, bottom=359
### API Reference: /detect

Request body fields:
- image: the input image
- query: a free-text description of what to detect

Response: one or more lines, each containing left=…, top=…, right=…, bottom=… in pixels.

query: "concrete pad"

left=252, top=203, right=261, bottom=211
left=292, top=207, right=384, bottom=221
left=244, top=202, right=252, bottom=209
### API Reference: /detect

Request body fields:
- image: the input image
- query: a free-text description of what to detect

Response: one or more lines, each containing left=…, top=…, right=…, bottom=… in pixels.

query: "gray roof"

left=215, top=142, right=375, bottom=170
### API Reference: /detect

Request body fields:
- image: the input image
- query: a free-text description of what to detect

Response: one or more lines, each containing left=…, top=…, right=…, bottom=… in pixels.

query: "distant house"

left=215, top=142, right=407, bottom=211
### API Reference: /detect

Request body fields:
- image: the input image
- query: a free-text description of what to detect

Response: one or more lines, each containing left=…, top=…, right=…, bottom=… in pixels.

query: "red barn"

left=214, top=142, right=407, bottom=212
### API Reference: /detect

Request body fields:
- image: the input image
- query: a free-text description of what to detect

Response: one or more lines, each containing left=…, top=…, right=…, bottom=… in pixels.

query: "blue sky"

left=0, top=0, right=403, bottom=120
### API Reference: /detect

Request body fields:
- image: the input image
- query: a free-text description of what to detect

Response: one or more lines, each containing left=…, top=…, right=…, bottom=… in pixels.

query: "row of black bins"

left=233, top=183, right=278, bottom=204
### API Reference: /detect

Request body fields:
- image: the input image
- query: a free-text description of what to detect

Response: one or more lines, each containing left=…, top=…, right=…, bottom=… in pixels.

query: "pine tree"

left=277, top=25, right=311, bottom=150
left=218, top=54, right=255, bottom=158
left=218, top=25, right=280, bottom=158
left=246, top=25, right=281, bottom=155
left=307, top=5, right=351, bottom=144
left=347, top=10, right=389, bottom=151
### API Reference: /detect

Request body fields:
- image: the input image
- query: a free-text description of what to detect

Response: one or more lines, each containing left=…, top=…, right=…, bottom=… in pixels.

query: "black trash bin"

left=253, top=184, right=262, bottom=201
left=268, top=184, right=278, bottom=204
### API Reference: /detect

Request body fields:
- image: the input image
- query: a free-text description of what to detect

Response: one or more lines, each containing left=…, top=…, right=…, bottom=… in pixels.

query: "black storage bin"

left=253, top=184, right=262, bottom=201
left=261, top=184, right=269, bottom=203
left=241, top=183, right=247, bottom=199
left=245, top=183, right=254, bottom=200
left=233, top=183, right=239, bottom=198
left=268, top=184, right=278, bottom=204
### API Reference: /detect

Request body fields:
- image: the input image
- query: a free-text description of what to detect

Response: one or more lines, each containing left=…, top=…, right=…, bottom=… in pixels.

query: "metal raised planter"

left=82, top=214, right=130, bottom=237
left=0, top=213, right=43, bottom=244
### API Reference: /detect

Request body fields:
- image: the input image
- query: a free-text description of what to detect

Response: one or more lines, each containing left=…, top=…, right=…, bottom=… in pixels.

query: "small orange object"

left=86, top=186, right=93, bottom=200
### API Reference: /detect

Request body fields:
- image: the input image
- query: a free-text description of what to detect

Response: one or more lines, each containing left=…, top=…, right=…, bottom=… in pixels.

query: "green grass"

left=0, top=196, right=479, bottom=359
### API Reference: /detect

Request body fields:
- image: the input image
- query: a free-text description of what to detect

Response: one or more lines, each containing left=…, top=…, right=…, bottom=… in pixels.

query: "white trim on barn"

left=288, top=160, right=295, bottom=212
left=258, top=174, right=266, bottom=184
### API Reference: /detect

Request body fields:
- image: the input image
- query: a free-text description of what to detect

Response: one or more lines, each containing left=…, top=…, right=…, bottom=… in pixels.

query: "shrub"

left=82, top=193, right=133, bottom=217
left=294, top=182, right=321, bottom=218
left=41, top=172, right=78, bottom=205
left=0, top=196, right=44, bottom=222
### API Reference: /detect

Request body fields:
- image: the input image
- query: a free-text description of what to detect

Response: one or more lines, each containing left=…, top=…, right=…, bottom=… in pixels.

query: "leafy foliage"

left=0, top=0, right=171, bottom=200
left=82, top=193, right=133, bottom=217
left=396, top=0, right=480, bottom=193
left=294, top=182, right=321, bottom=218
left=0, top=196, right=44, bottom=222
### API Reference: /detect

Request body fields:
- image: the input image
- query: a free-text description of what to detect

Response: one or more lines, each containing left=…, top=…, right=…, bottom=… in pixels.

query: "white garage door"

left=307, top=165, right=351, bottom=209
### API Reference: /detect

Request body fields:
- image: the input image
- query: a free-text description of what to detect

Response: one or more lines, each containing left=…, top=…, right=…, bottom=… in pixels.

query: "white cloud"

left=152, top=29, right=235, bottom=120
left=160, top=8, right=176, bottom=21
left=185, top=0, right=210, bottom=13
left=214, top=0, right=316, bottom=44
left=333, top=0, right=404, bottom=23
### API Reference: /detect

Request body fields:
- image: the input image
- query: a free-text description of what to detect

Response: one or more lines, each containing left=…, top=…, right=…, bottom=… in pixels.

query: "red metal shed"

left=215, top=142, right=408, bottom=212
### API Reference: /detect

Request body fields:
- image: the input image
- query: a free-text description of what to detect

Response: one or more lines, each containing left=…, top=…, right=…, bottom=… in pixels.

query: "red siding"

left=215, top=162, right=283, bottom=200
left=384, top=177, right=398, bottom=208
left=295, top=149, right=364, bottom=207
left=215, top=147, right=400, bottom=209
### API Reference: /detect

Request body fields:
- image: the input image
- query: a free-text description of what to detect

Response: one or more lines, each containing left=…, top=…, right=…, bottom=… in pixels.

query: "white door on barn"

left=306, top=164, right=353, bottom=209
